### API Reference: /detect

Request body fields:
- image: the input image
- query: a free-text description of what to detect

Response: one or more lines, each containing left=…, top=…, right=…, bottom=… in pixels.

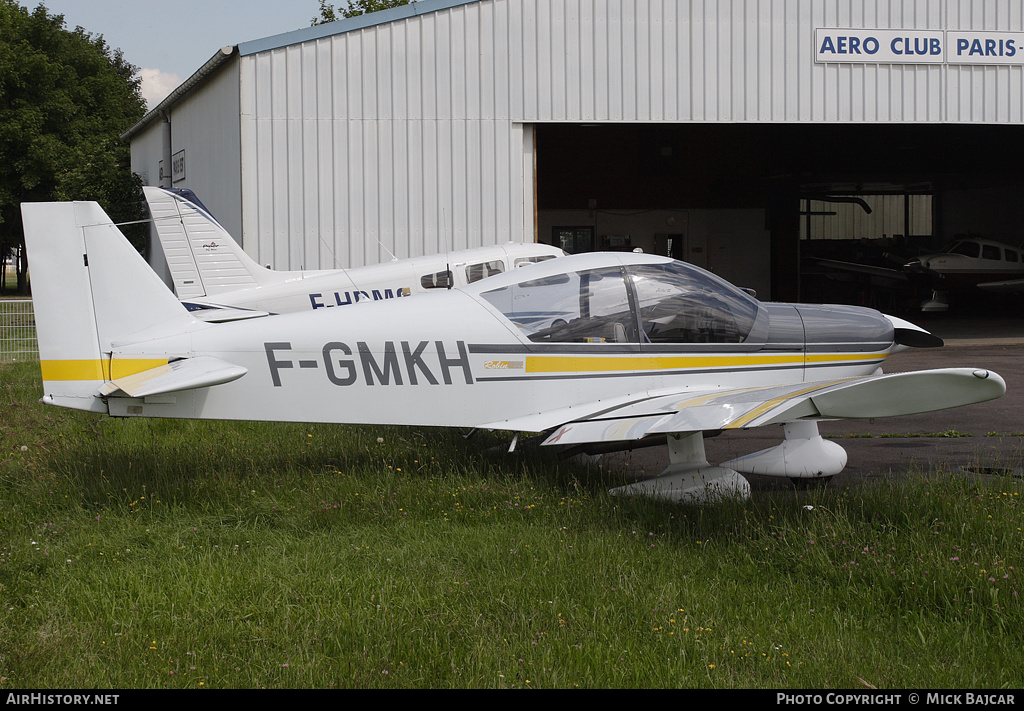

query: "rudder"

left=144, top=186, right=283, bottom=298
left=22, top=201, right=190, bottom=411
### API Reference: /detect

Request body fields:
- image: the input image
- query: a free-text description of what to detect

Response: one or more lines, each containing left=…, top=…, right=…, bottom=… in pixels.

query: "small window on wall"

left=553, top=227, right=594, bottom=254
left=602, top=234, right=631, bottom=251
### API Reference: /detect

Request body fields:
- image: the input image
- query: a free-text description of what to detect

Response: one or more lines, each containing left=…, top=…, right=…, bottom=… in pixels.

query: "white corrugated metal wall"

left=239, top=2, right=536, bottom=270
left=237, top=0, right=1024, bottom=270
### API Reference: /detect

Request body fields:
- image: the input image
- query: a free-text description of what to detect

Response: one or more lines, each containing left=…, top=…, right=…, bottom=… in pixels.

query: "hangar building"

left=123, top=0, right=1024, bottom=306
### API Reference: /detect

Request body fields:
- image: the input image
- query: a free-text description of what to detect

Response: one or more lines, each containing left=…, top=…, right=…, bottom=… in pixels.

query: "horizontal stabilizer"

left=101, top=356, right=247, bottom=398
left=181, top=303, right=271, bottom=322
left=540, top=368, right=1005, bottom=447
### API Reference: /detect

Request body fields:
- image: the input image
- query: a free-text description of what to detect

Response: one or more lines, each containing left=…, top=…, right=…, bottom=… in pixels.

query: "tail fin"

left=144, top=186, right=294, bottom=298
left=22, top=201, right=189, bottom=411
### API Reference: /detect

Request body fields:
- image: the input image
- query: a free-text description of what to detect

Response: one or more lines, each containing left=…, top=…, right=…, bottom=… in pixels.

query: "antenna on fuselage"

left=443, top=209, right=452, bottom=290
left=367, top=226, right=398, bottom=263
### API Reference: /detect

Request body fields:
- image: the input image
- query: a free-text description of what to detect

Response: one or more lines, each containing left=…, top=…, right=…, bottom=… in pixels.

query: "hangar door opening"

left=535, top=124, right=774, bottom=300
left=536, top=123, right=1024, bottom=312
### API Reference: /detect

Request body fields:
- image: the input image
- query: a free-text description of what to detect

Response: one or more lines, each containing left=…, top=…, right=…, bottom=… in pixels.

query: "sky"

left=30, top=0, right=324, bottom=108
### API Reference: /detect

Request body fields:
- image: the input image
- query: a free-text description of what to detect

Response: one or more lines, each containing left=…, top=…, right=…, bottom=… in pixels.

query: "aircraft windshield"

left=480, top=267, right=638, bottom=343
left=947, top=241, right=980, bottom=258
left=628, top=263, right=757, bottom=344
left=480, top=259, right=759, bottom=345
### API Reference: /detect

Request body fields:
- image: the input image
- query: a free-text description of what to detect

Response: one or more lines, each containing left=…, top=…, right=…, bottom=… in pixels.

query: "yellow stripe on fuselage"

left=525, top=352, right=885, bottom=374
left=41, top=358, right=169, bottom=382
left=110, top=358, right=170, bottom=380
left=40, top=359, right=110, bottom=381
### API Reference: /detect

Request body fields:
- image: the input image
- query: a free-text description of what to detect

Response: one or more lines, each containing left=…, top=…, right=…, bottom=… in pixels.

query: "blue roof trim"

left=238, top=0, right=482, bottom=56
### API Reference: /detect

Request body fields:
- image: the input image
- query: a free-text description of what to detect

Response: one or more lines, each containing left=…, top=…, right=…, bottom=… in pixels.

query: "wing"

left=813, top=258, right=907, bottom=282
left=535, top=368, right=1005, bottom=447
left=977, top=277, right=1024, bottom=293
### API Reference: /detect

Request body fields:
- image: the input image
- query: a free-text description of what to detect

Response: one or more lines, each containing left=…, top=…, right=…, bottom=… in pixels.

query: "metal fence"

left=0, top=299, right=38, bottom=361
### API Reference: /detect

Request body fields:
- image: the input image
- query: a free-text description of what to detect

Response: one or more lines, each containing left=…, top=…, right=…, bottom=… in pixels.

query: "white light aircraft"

left=143, top=186, right=565, bottom=319
left=904, top=238, right=1024, bottom=312
left=22, top=201, right=1007, bottom=502
left=814, top=237, right=1024, bottom=312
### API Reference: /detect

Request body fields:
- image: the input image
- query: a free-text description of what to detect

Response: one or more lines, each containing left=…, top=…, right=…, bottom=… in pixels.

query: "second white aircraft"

left=143, top=186, right=565, bottom=319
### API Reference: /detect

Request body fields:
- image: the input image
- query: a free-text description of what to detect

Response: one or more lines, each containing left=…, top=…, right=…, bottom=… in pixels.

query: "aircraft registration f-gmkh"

left=22, top=201, right=1007, bottom=502
left=142, top=186, right=566, bottom=319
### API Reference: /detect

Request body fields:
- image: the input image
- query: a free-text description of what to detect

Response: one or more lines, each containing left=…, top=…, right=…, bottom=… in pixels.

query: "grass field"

left=0, top=361, right=1021, bottom=689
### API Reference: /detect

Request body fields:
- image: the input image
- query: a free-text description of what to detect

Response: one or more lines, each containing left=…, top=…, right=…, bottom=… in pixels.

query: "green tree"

left=0, top=1, right=147, bottom=294
left=312, top=0, right=413, bottom=25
